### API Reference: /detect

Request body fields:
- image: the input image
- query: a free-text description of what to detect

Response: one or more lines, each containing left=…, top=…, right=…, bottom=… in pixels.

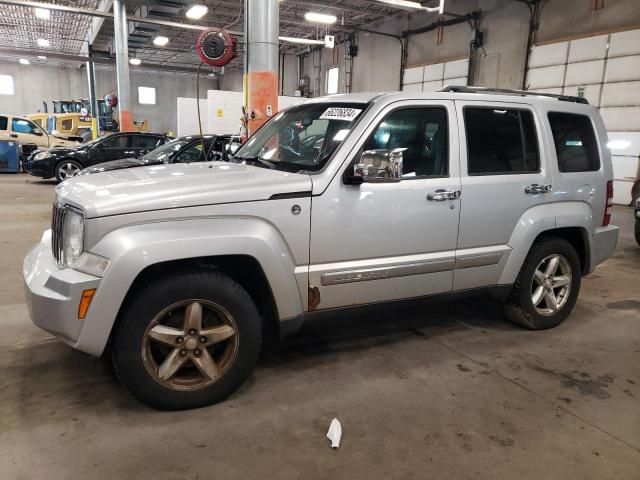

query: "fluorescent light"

left=374, top=0, right=445, bottom=13
left=37, top=38, right=50, bottom=47
left=129, top=58, right=141, bottom=65
left=153, top=36, right=169, bottom=46
left=279, top=36, right=325, bottom=45
left=19, top=58, right=30, bottom=65
left=37, top=55, right=47, bottom=60
left=186, top=4, right=208, bottom=19
left=607, top=140, right=631, bottom=150
left=304, top=12, right=337, bottom=24
left=34, top=7, right=50, bottom=19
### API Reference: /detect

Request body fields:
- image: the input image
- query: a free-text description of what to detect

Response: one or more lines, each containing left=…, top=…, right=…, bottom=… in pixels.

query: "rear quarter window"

left=548, top=112, right=600, bottom=172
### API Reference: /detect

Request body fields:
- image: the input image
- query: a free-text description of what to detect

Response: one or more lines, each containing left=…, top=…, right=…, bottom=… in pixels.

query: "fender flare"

left=498, top=201, right=592, bottom=285
left=75, top=217, right=304, bottom=356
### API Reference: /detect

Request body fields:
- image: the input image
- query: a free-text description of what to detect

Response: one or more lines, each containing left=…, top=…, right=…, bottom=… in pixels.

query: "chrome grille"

left=51, top=203, right=65, bottom=267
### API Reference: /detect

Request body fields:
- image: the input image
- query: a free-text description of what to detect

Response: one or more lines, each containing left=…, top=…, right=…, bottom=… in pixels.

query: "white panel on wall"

left=422, top=80, right=443, bottom=91
left=563, top=84, right=602, bottom=105
left=608, top=29, right=640, bottom=58
left=564, top=60, right=604, bottom=86
left=446, top=77, right=468, bottom=87
left=423, top=63, right=444, bottom=82
left=604, top=56, right=640, bottom=83
left=613, top=179, right=633, bottom=205
left=401, top=82, right=422, bottom=92
left=207, top=90, right=243, bottom=135
left=526, top=65, right=565, bottom=89
left=403, top=66, right=424, bottom=85
left=177, top=97, right=207, bottom=137
left=600, top=81, right=640, bottom=107
left=568, top=35, right=608, bottom=63
left=528, top=42, right=568, bottom=68
left=443, top=59, right=468, bottom=79
left=609, top=132, right=640, bottom=205
left=607, top=131, right=640, bottom=156
left=600, top=107, right=640, bottom=131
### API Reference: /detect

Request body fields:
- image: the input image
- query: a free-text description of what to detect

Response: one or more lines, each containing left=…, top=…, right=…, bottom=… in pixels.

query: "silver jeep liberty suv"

left=24, top=86, right=619, bottom=409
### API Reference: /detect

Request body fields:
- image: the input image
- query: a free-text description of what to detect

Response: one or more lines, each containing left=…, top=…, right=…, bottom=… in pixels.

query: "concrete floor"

left=0, top=173, right=638, bottom=479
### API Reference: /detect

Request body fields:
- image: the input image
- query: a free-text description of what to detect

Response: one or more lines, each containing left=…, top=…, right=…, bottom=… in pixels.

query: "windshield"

left=141, top=138, right=192, bottom=162
left=233, top=102, right=367, bottom=172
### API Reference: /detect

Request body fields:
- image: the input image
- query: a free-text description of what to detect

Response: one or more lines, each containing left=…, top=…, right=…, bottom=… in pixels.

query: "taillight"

left=603, top=180, right=613, bottom=226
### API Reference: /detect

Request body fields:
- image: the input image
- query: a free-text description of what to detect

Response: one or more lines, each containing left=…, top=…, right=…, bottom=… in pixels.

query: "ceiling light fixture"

left=279, top=36, right=326, bottom=45
left=34, top=7, right=50, bottom=20
left=304, top=12, right=337, bottom=24
left=19, top=58, right=30, bottom=65
left=186, top=4, right=208, bottom=19
left=153, top=36, right=169, bottom=46
left=129, top=58, right=141, bottom=65
left=37, top=38, right=50, bottom=47
left=374, top=0, right=445, bottom=13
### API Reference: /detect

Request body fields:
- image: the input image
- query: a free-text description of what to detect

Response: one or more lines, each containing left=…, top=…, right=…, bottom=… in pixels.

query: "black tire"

left=635, top=220, right=640, bottom=246
left=504, top=237, right=581, bottom=330
left=112, top=270, right=262, bottom=410
left=54, top=160, right=83, bottom=183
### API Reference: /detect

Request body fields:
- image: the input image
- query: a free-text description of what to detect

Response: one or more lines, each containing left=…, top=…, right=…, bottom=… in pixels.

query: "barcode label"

left=319, top=107, right=362, bottom=122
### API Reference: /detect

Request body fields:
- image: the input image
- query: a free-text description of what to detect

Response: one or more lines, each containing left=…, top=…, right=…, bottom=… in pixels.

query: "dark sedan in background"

left=79, top=134, right=242, bottom=176
left=29, top=131, right=173, bottom=182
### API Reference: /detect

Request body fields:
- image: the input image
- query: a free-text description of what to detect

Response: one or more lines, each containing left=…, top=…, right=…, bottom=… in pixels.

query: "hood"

left=55, top=161, right=312, bottom=218
left=79, top=157, right=155, bottom=175
left=43, top=143, right=88, bottom=157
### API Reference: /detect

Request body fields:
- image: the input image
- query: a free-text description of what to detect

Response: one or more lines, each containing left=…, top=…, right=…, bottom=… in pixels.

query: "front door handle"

left=10, top=134, right=17, bottom=138
left=427, top=189, right=461, bottom=201
left=525, top=184, right=552, bottom=194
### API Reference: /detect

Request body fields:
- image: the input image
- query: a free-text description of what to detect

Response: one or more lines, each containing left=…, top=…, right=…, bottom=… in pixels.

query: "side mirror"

left=346, top=148, right=405, bottom=184
left=229, top=143, right=240, bottom=154
left=34, top=130, right=44, bottom=136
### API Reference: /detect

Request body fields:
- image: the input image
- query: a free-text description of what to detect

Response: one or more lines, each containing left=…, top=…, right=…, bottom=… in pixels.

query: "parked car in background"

left=79, top=134, right=242, bottom=175
left=0, top=114, right=80, bottom=159
left=29, top=131, right=173, bottom=182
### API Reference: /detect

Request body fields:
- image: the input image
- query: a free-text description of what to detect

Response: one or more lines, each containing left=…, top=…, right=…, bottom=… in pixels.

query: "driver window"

left=175, top=143, right=204, bottom=163
left=362, top=107, right=449, bottom=178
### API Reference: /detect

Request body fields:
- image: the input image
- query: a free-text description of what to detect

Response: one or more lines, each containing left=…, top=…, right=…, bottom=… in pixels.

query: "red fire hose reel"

left=196, top=29, right=236, bottom=67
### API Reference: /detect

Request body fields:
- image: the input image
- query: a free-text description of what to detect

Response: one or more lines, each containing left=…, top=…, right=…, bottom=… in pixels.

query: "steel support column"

left=113, top=0, right=132, bottom=131
left=244, top=0, right=279, bottom=135
left=86, top=48, right=99, bottom=139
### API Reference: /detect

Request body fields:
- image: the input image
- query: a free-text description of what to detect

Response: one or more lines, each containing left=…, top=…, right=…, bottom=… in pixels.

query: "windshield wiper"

left=233, top=155, right=276, bottom=169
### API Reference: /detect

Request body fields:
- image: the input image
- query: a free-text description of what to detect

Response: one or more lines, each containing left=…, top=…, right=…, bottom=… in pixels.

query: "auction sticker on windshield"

left=319, top=107, right=362, bottom=122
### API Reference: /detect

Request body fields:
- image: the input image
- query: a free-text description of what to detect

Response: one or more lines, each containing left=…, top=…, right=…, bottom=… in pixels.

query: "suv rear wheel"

left=504, top=237, right=581, bottom=330
left=112, top=270, right=262, bottom=410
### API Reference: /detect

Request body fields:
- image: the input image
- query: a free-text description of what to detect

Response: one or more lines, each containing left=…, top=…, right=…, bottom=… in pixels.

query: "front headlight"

left=62, top=208, right=84, bottom=266
left=34, top=151, right=52, bottom=161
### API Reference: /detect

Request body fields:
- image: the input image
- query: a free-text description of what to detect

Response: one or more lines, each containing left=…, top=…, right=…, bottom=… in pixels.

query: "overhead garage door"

left=401, top=57, right=468, bottom=92
left=526, top=28, right=640, bottom=205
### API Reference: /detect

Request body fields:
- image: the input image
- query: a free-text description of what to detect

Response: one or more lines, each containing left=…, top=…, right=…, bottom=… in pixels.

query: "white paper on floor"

left=326, top=418, right=342, bottom=449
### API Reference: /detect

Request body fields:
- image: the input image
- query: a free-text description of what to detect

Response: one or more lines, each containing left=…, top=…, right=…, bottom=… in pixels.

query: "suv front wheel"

left=112, top=270, right=262, bottom=410
left=505, top=237, right=581, bottom=330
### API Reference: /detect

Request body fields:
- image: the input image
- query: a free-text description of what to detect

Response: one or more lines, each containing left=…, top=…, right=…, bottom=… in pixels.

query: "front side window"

left=548, top=112, right=600, bottom=172
left=0, top=116, right=8, bottom=130
left=361, top=107, right=449, bottom=178
left=134, top=135, right=160, bottom=149
left=100, top=135, right=128, bottom=149
left=465, top=107, right=539, bottom=175
left=234, top=103, right=367, bottom=173
left=11, top=118, right=38, bottom=134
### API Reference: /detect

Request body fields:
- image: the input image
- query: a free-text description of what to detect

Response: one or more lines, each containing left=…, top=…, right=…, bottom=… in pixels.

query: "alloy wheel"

left=58, top=162, right=81, bottom=179
left=530, top=254, right=572, bottom=316
left=142, top=299, right=239, bottom=391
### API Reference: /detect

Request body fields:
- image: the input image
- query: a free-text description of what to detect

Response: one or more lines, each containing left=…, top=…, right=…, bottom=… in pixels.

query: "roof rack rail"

left=439, top=85, right=589, bottom=104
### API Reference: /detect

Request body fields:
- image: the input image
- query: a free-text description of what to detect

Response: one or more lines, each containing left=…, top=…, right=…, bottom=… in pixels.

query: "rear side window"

left=134, top=135, right=161, bottom=149
left=101, top=135, right=128, bottom=149
left=548, top=112, right=600, bottom=172
left=465, top=107, right=539, bottom=175
left=0, top=116, right=7, bottom=130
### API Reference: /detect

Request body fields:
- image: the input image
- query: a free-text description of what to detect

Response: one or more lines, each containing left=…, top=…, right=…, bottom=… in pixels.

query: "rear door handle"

left=525, top=184, right=552, bottom=194
left=427, top=189, right=461, bottom=201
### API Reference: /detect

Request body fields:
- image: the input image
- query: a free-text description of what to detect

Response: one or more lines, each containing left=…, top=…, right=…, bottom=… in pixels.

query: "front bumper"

left=23, top=238, right=100, bottom=350
left=590, top=225, right=619, bottom=270
left=29, top=160, right=54, bottom=179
